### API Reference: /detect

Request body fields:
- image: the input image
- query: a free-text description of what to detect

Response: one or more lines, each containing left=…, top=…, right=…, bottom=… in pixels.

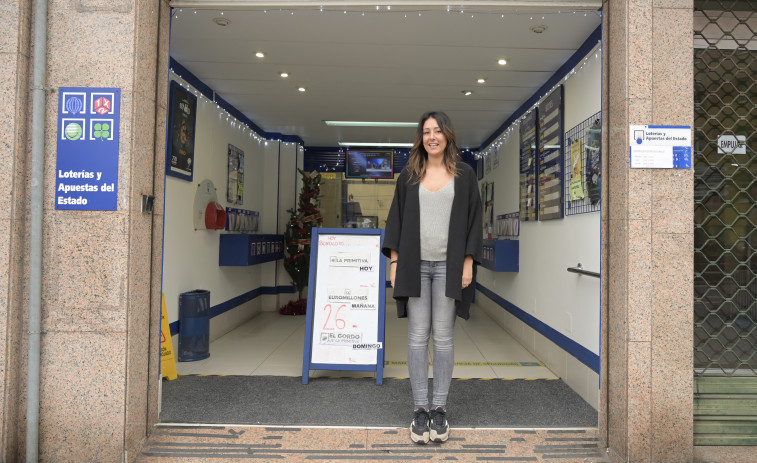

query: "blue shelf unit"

left=481, top=239, right=519, bottom=272
left=219, top=233, right=284, bottom=266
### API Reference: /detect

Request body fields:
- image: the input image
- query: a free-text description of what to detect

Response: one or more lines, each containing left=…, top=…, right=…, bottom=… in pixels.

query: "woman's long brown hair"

left=405, top=111, right=461, bottom=183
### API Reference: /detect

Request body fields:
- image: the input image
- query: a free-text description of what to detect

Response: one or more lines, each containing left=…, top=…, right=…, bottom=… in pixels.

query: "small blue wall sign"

left=629, top=125, right=691, bottom=169
left=55, top=87, right=121, bottom=210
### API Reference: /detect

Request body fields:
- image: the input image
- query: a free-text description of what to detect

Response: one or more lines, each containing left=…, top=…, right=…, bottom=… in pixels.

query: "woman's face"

left=422, top=117, right=447, bottom=159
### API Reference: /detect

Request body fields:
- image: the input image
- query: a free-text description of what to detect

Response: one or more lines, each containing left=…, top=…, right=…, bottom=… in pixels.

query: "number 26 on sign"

left=323, top=304, right=346, bottom=330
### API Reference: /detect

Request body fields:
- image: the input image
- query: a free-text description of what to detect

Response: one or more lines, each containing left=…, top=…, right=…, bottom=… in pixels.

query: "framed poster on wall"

left=537, top=85, right=564, bottom=220
left=519, top=109, right=538, bottom=221
left=227, top=144, right=244, bottom=205
left=166, top=80, right=197, bottom=181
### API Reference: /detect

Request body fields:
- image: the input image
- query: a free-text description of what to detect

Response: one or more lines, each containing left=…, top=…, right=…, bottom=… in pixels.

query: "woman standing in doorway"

left=383, top=111, right=482, bottom=444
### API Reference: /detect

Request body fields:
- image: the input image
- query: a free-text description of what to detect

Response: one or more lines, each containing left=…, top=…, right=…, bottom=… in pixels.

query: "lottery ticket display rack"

left=302, top=228, right=387, bottom=385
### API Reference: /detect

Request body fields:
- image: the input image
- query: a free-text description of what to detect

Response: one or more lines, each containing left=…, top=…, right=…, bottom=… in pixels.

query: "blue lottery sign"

left=56, top=87, right=120, bottom=210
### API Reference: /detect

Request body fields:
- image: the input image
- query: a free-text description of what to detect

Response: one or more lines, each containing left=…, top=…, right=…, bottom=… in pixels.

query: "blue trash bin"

left=178, top=290, right=210, bottom=361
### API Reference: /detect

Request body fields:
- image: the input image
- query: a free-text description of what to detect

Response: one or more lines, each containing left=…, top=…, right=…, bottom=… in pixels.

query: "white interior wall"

left=475, top=44, right=602, bottom=408
left=259, top=140, right=283, bottom=312
left=275, top=145, right=297, bottom=304
left=265, top=140, right=300, bottom=310
left=162, top=75, right=298, bottom=343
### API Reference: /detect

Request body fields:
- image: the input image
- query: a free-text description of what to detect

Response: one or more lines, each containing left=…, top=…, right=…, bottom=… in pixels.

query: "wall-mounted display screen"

left=345, top=150, right=394, bottom=179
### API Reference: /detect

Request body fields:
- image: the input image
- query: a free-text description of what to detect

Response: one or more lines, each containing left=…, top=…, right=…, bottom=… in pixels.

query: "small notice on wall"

left=717, top=134, right=746, bottom=155
left=569, top=140, right=585, bottom=201
left=55, top=87, right=120, bottom=210
left=629, top=125, right=691, bottom=169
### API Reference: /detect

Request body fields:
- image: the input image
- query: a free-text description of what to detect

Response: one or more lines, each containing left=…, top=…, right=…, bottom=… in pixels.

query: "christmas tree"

left=280, top=169, right=323, bottom=315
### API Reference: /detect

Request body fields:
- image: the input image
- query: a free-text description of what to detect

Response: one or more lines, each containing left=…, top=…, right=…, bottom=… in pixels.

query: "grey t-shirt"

left=419, top=178, right=455, bottom=261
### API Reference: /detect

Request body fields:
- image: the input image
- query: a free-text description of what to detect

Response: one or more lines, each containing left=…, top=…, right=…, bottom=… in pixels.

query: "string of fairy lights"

left=169, top=68, right=303, bottom=152
left=475, top=41, right=602, bottom=161
left=170, top=43, right=602, bottom=160
left=170, top=7, right=600, bottom=20
left=169, top=7, right=601, bottom=158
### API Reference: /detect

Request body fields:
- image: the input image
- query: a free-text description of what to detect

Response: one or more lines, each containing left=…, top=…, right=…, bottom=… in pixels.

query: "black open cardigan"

left=382, top=162, right=483, bottom=320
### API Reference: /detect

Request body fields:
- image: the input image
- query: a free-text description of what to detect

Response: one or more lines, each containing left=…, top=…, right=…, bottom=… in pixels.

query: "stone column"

left=602, top=1, right=694, bottom=462
left=147, top=0, right=172, bottom=433
left=0, top=0, right=167, bottom=460
left=0, top=0, right=33, bottom=460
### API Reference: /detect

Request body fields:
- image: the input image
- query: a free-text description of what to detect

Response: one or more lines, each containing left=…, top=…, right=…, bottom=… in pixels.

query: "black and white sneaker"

left=410, top=408, right=430, bottom=444
left=429, top=407, right=449, bottom=442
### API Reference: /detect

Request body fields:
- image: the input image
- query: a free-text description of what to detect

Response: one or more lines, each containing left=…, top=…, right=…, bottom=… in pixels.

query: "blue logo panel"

left=672, top=146, right=692, bottom=169
left=56, top=87, right=120, bottom=210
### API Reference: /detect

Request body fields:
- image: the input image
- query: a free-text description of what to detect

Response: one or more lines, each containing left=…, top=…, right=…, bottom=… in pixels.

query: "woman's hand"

left=390, top=251, right=398, bottom=288
left=462, top=255, right=473, bottom=289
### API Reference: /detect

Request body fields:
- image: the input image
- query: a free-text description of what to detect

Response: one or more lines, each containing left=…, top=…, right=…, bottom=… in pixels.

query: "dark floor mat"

left=160, top=375, right=597, bottom=428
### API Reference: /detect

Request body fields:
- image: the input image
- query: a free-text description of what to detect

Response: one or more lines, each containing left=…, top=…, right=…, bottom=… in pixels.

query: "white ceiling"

left=168, top=2, right=601, bottom=149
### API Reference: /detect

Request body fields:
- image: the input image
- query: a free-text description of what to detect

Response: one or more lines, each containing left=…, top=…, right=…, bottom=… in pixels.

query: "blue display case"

left=481, top=239, right=519, bottom=272
left=219, top=233, right=284, bottom=266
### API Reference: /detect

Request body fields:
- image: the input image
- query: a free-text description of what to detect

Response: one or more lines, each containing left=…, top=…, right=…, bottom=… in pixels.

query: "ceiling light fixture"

left=338, top=142, right=413, bottom=148
left=462, top=90, right=472, bottom=96
left=497, top=58, right=507, bottom=66
left=477, top=78, right=487, bottom=84
left=213, top=17, right=230, bottom=26
left=280, top=72, right=289, bottom=78
left=255, top=51, right=265, bottom=58
left=324, top=121, right=416, bottom=127
left=530, top=24, right=548, bottom=33
left=298, top=87, right=307, bottom=92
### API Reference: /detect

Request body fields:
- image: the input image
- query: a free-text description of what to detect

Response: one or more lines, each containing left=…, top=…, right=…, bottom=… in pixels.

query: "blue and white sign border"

left=629, top=125, right=692, bottom=169
left=302, top=227, right=387, bottom=385
left=55, top=87, right=120, bottom=211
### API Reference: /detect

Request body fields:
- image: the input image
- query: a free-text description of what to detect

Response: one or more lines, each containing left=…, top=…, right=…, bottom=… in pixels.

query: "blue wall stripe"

left=169, top=285, right=297, bottom=336
left=476, top=283, right=600, bottom=373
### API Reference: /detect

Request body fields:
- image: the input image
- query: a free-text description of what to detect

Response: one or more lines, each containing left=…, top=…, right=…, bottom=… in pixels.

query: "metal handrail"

left=567, top=263, right=600, bottom=278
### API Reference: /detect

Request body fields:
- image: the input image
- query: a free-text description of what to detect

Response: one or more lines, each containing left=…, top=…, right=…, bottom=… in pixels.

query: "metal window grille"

left=693, top=4, right=756, bottom=377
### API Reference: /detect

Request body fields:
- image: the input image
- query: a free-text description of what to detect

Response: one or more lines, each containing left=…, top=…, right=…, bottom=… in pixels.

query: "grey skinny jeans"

left=406, top=260, right=456, bottom=410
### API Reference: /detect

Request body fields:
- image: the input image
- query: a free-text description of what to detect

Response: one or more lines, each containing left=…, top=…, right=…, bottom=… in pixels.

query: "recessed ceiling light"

left=255, top=51, right=265, bottom=58
left=280, top=72, right=289, bottom=78
left=462, top=90, right=473, bottom=96
left=338, top=142, right=414, bottom=148
left=213, top=17, right=230, bottom=26
left=497, top=58, right=507, bottom=66
left=324, top=121, right=417, bottom=127
left=477, top=78, right=487, bottom=84
left=530, top=24, right=548, bottom=33
left=298, top=87, right=307, bottom=92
